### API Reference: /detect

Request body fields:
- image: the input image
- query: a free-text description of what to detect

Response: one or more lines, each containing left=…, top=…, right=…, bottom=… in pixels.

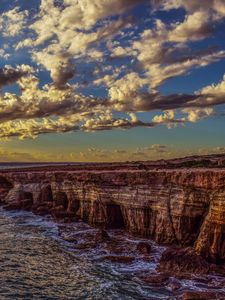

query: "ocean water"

left=0, top=163, right=76, bottom=170
left=0, top=208, right=224, bottom=300
left=0, top=208, right=172, bottom=300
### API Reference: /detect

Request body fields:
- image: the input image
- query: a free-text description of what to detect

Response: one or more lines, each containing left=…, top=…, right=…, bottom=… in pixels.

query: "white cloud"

left=201, top=74, right=225, bottom=95
left=0, top=0, right=223, bottom=140
left=0, top=6, right=28, bottom=37
left=182, top=108, right=214, bottom=122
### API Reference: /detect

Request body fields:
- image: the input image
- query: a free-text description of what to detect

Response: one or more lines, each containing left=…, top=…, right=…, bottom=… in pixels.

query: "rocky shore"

left=0, top=156, right=225, bottom=298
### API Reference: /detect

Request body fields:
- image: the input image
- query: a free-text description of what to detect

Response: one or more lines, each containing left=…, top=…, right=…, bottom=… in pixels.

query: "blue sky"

left=0, top=0, right=225, bottom=162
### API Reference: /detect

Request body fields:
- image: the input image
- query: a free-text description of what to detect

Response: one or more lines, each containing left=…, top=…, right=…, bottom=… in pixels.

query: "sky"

left=0, top=0, right=225, bottom=162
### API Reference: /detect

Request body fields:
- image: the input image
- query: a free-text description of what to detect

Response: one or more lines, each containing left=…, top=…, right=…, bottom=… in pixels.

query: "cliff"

left=0, top=166, right=225, bottom=265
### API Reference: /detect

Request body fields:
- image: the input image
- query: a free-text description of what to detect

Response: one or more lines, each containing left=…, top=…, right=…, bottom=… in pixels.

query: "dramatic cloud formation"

left=0, top=0, right=224, bottom=140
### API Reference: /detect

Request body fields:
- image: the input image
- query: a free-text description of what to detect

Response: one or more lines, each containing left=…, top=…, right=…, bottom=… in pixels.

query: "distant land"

left=0, top=153, right=225, bottom=172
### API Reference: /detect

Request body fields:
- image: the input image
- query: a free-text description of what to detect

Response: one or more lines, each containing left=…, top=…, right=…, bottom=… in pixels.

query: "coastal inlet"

left=0, top=164, right=225, bottom=299
left=1, top=208, right=225, bottom=299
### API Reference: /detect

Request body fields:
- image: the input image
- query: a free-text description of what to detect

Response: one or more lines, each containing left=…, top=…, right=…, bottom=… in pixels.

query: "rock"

left=136, top=242, right=151, bottom=254
left=179, top=291, right=225, bottom=300
left=21, top=198, right=33, bottom=210
left=33, top=205, right=51, bottom=215
left=167, top=277, right=182, bottom=291
left=75, top=242, right=97, bottom=249
left=0, top=177, right=13, bottom=202
left=63, top=236, right=78, bottom=243
left=54, top=192, right=68, bottom=209
left=51, top=206, right=76, bottom=222
left=138, top=273, right=169, bottom=286
left=95, top=229, right=110, bottom=242
left=51, top=205, right=67, bottom=218
left=3, top=201, right=21, bottom=210
left=1, top=159, right=225, bottom=263
left=157, top=247, right=211, bottom=275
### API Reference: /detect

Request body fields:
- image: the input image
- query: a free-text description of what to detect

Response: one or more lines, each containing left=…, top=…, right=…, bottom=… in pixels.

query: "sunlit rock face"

left=0, top=168, right=225, bottom=263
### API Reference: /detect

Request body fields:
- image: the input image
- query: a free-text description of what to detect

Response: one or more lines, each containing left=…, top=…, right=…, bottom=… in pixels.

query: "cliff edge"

left=0, top=159, right=225, bottom=267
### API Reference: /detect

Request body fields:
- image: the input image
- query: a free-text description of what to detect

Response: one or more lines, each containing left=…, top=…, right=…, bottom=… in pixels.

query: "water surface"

left=0, top=208, right=224, bottom=299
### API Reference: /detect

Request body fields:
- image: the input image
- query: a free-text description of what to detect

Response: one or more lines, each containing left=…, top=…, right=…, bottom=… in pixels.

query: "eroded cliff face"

left=0, top=169, right=225, bottom=263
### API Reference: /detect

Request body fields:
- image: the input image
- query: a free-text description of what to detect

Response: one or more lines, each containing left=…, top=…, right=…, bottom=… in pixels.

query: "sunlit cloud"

left=0, top=0, right=224, bottom=142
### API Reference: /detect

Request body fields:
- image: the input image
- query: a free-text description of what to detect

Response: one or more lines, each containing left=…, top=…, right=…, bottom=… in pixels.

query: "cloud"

left=0, top=143, right=224, bottom=163
left=200, top=74, right=225, bottom=95
left=55, top=0, right=143, bottom=30
left=18, top=0, right=137, bottom=86
left=131, top=17, right=225, bottom=88
left=33, top=50, right=76, bottom=89
left=0, top=0, right=223, bottom=140
left=146, top=50, right=225, bottom=88
left=0, top=64, right=224, bottom=139
left=168, top=11, right=212, bottom=42
left=0, top=148, right=37, bottom=162
left=0, top=65, right=32, bottom=89
left=0, top=6, right=28, bottom=37
left=109, top=72, right=149, bottom=110
left=154, top=0, right=225, bottom=18
left=0, top=49, right=10, bottom=60
left=82, top=112, right=155, bottom=131
left=182, top=108, right=214, bottom=122
left=75, top=143, right=172, bottom=162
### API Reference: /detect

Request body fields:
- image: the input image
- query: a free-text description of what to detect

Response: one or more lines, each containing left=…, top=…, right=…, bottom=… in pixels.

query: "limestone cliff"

left=0, top=167, right=225, bottom=263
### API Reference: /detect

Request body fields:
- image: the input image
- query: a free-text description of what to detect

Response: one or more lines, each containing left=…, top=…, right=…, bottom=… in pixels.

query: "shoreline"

left=1, top=160, right=225, bottom=298
left=0, top=164, right=224, bottom=264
